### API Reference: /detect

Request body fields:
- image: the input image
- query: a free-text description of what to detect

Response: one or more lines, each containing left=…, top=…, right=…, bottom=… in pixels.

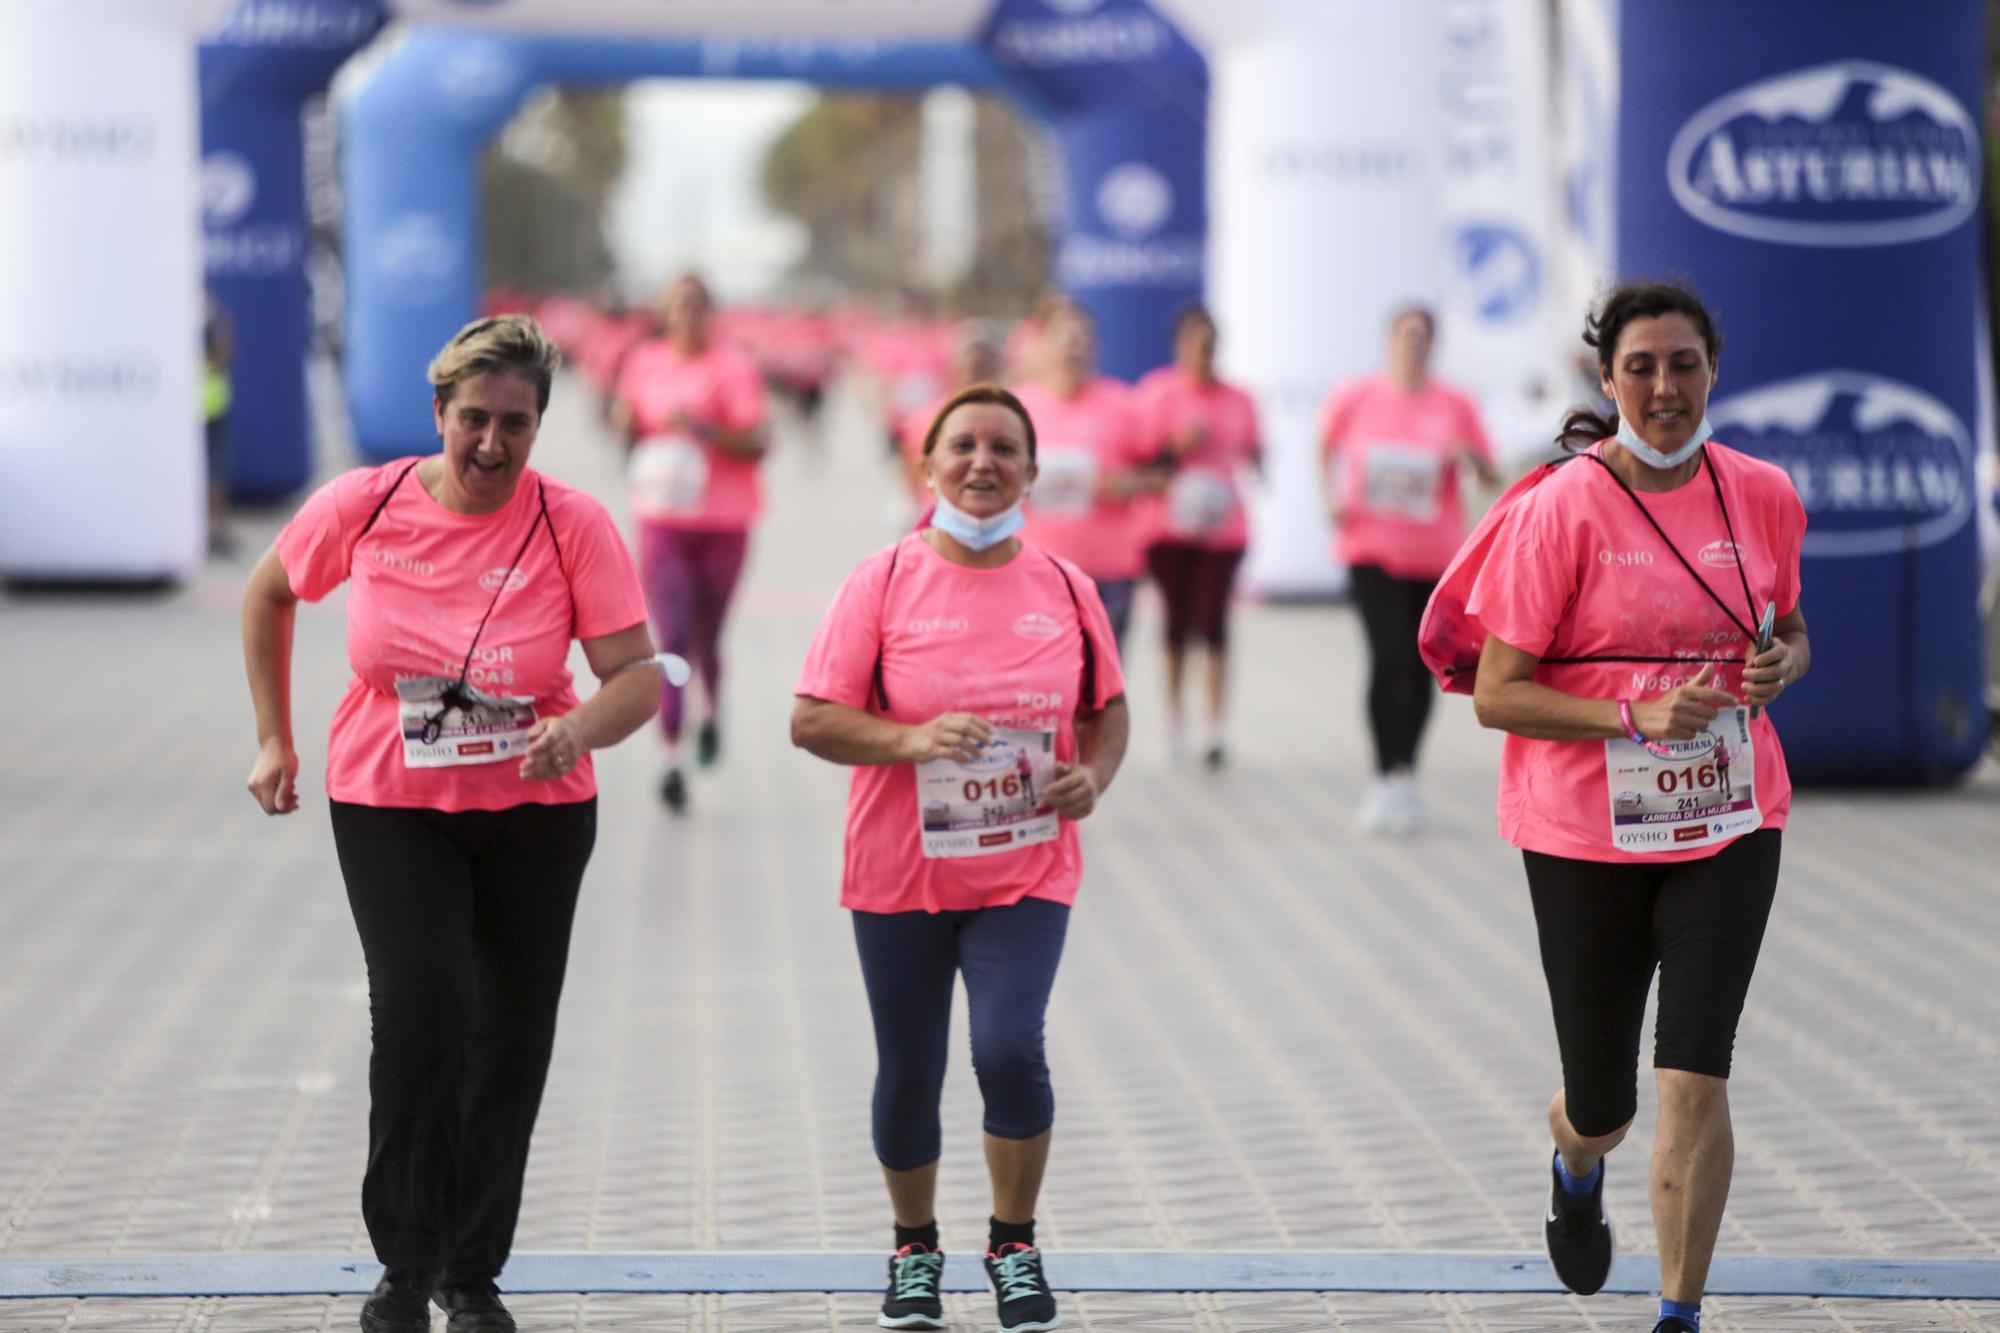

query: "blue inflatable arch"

left=340, top=2, right=1207, bottom=461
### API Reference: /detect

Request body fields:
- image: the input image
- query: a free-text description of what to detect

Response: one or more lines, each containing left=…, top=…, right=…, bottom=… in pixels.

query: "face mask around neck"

left=1615, top=411, right=1712, bottom=470
left=930, top=490, right=1025, bottom=551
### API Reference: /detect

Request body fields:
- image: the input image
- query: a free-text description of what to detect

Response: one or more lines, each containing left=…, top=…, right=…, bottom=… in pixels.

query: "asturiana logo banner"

left=1666, top=60, right=1979, bottom=247
left=1709, top=370, right=1973, bottom=558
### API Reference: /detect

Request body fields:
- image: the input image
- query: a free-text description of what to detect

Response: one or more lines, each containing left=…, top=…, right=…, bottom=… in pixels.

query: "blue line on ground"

left=5, top=1252, right=2000, bottom=1301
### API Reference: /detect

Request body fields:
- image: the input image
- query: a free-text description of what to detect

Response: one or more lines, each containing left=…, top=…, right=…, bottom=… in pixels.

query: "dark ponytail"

left=1556, top=280, right=1723, bottom=452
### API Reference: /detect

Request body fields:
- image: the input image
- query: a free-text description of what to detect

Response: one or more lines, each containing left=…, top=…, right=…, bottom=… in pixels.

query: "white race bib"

left=628, top=433, right=709, bottom=518
left=1166, top=467, right=1235, bottom=536
left=1356, top=444, right=1444, bottom=522
left=915, top=726, right=1060, bottom=859
left=396, top=675, right=538, bottom=769
left=1605, top=707, right=1761, bottom=854
left=1033, top=447, right=1098, bottom=518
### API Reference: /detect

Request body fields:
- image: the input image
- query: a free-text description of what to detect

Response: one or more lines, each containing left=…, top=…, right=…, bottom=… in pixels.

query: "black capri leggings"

left=1525, top=828, right=1781, bottom=1138
left=330, top=798, right=596, bottom=1285
left=1347, top=562, right=1437, bottom=773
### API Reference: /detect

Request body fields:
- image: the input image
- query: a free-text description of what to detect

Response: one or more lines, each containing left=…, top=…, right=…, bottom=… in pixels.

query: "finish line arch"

left=340, top=0, right=1208, bottom=461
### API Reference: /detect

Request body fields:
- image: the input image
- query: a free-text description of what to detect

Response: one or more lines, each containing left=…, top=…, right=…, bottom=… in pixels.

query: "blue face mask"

left=930, top=490, right=1025, bottom=551
left=1615, top=411, right=1712, bottom=470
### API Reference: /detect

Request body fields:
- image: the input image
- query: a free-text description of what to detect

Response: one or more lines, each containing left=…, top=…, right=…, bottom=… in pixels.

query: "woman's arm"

left=242, top=545, right=302, bottom=814
left=1043, top=694, right=1129, bottom=820
left=790, top=696, right=995, bottom=767
left=1472, top=635, right=1740, bottom=743
left=517, top=623, right=660, bottom=781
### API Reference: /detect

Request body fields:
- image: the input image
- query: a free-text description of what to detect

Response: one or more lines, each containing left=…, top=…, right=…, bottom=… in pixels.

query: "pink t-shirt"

left=1134, top=366, right=1261, bottom=551
left=795, top=533, right=1127, bottom=914
left=615, top=338, right=770, bottom=531
left=277, top=461, right=649, bottom=813
left=1466, top=442, right=1806, bottom=863
left=1014, top=377, right=1149, bottom=580
left=1320, top=375, right=1494, bottom=579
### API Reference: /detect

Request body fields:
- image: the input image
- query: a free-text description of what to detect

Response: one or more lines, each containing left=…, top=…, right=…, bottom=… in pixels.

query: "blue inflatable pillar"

left=199, top=1, right=385, bottom=499
left=984, top=1, right=1207, bottom=381
left=1615, top=0, right=1988, bottom=782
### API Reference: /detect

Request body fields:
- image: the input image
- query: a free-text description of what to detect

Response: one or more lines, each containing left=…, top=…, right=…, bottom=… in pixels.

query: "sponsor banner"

left=1617, top=0, right=1986, bottom=780
left=385, top=0, right=988, bottom=41
left=0, top=7, right=204, bottom=577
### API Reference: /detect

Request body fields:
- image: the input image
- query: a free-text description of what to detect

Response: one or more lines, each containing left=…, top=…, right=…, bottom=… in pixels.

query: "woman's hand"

left=246, top=738, right=299, bottom=815
left=1740, top=638, right=1794, bottom=709
left=1043, top=762, right=1101, bottom=821
left=519, top=713, right=587, bottom=781
left=1631, top=663, right=1739, bottom=742
left=900, top=712, right=996, bottom=764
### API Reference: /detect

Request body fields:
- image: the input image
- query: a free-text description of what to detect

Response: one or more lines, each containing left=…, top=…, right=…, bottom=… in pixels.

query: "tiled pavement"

left=1, top=373, right=1997, bottom=1331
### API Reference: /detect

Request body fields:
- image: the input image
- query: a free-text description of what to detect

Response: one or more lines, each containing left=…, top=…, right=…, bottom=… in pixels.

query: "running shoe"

left=357, top=1268, right=432, bottom=1333
left=984, top=1243, right=1060, bottom=1332
left=1381, top=774, right=1424, bottom=836
left=1354, top=780, right=1394, bottom=832
left=434, top=1279, right=517, bottom=1332
left=1543, top=1153, right=1616, bottom=1295
left=660, top=767, right=687, bottom=813
left=1651, top=1320, right=1697, bottom=1333
left=1202, top=741, right=1227, bottom=771
left=877, top=1243, right=946, bottom=1329
left=696, top=719, right=721, bottom=767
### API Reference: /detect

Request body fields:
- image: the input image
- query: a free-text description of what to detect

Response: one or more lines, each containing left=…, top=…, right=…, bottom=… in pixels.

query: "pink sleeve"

left=795, top=549, right=893, bottom=709
left=612, top=342, right=649, bottom=409
left=274, top=468, right=375, bottom=603
left=1465, top=497, right=1572, bottom=658
left=1066, top=559, right=1127, bottom=710
left=1456, top=390, right=1496, bottom=463
left=1319, top=383, right=1356, bottom=458
left=1238, top=388, right=1264, bottom=464
left=556, top=495, right=649, bottom=641
left=719, top=352, right=770, bottom=434
left=1772, top=479, right=1807, bottom=617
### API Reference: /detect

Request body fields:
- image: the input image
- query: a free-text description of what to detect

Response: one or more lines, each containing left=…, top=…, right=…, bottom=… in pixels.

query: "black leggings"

left=329, top=798, right=596, bottom=1283
left=1525, top=829, right=1782, bottom=1138
left=1347, top=563, right=1437, bottom=773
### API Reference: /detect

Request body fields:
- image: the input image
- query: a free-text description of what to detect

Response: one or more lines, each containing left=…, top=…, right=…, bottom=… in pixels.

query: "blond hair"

left=426, top=314, right=562, bottom=414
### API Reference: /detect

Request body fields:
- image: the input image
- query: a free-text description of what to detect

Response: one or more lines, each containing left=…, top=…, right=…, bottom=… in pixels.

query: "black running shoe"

left=660, top=767, right=687, bottom=813
left=1652, top=1319, right=1697, bottom=1333
left=1202, top=743, right=1226, bottom=771
left=984, top=1243, right=1060, bottom=1332
left=435, top=1280, right=516, bottom=1333
left=358, top=1268, right=432, bottom=1333
left=696, top=719, right=720, bottom=767
left=877, top=1243, right=946, bottom=1329
left=1543, top=1154, right=1616, bottom=1295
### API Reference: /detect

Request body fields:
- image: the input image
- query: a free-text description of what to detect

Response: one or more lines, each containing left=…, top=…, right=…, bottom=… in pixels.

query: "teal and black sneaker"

left=984, top=1243, right=1060, bottom=1332
left=878, top=1243, right=946, bottom=1330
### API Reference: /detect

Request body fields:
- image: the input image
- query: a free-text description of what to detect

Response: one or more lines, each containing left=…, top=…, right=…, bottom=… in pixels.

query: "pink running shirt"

left=1466, top=442, right=1805, bottom=863
left=1133, top=365, right=1261, bottom=552
left=1014, top=377, right=1149, bottom=580
left=1320, top=374, right=1494, bottom=579
left=615, top=338, right=770, bottom=532
left=796, top=533, right=1127, bottom=914
left=277, top=461, right=649, bottom=812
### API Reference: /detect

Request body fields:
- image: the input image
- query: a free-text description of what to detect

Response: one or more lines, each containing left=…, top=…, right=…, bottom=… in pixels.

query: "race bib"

left=1605, top=707, right=1761, bottom=854
left=915, top=727, right=1059, bottom=859
left=396, top=675, right=538, bottom=769
left=1357, top=444, right=1444, bottom=522
left=1166, top=467, right=1235, bottom=536
left=628, top=433, right=709, bottom=518
left=1033, top=448, right=1098, bottom=518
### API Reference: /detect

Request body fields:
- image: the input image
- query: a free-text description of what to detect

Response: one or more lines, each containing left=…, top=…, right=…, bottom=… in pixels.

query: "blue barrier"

left=340, top=4, right=1207, bottom=461
left=199, top=1, right=387, bottom=500
left=1614, top=0, right=1989, bottom=781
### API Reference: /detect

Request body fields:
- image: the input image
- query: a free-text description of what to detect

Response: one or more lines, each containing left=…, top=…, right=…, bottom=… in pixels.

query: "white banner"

left=0, top=2, right=222, bottom=578
left=386, top=0, right=990, bottom=41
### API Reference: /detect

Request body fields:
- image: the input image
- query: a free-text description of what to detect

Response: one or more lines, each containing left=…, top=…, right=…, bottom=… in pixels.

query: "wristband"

left=1617, top=698, right=1646, bottom=745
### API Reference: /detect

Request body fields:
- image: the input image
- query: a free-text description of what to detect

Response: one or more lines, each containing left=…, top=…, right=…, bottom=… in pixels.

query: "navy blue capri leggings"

left=851, top=897, right=1070, bottom=1171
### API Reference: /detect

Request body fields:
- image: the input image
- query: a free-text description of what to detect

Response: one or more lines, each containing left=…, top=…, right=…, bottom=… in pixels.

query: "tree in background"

left=482, top=87, right=626, bottom=296
left=762, top=93, right=1050, bottom=314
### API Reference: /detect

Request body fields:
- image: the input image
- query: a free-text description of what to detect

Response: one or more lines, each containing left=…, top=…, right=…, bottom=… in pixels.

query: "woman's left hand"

left=519, top=713, right=587, bottom=781
left=1741, top=638, right=1794, bottom=709
left=1044, top=762, right=1101, bottom=821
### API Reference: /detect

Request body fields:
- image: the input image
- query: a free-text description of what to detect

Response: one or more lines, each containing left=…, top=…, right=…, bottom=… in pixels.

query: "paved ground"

left=2, top=371, right=1998, bottom=1332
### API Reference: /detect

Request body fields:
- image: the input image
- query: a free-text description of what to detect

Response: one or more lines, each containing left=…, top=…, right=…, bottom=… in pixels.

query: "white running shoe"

left=1380, top=774, right=1424, bottom=836
left=1355, top=780, right=1395, bottom=832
